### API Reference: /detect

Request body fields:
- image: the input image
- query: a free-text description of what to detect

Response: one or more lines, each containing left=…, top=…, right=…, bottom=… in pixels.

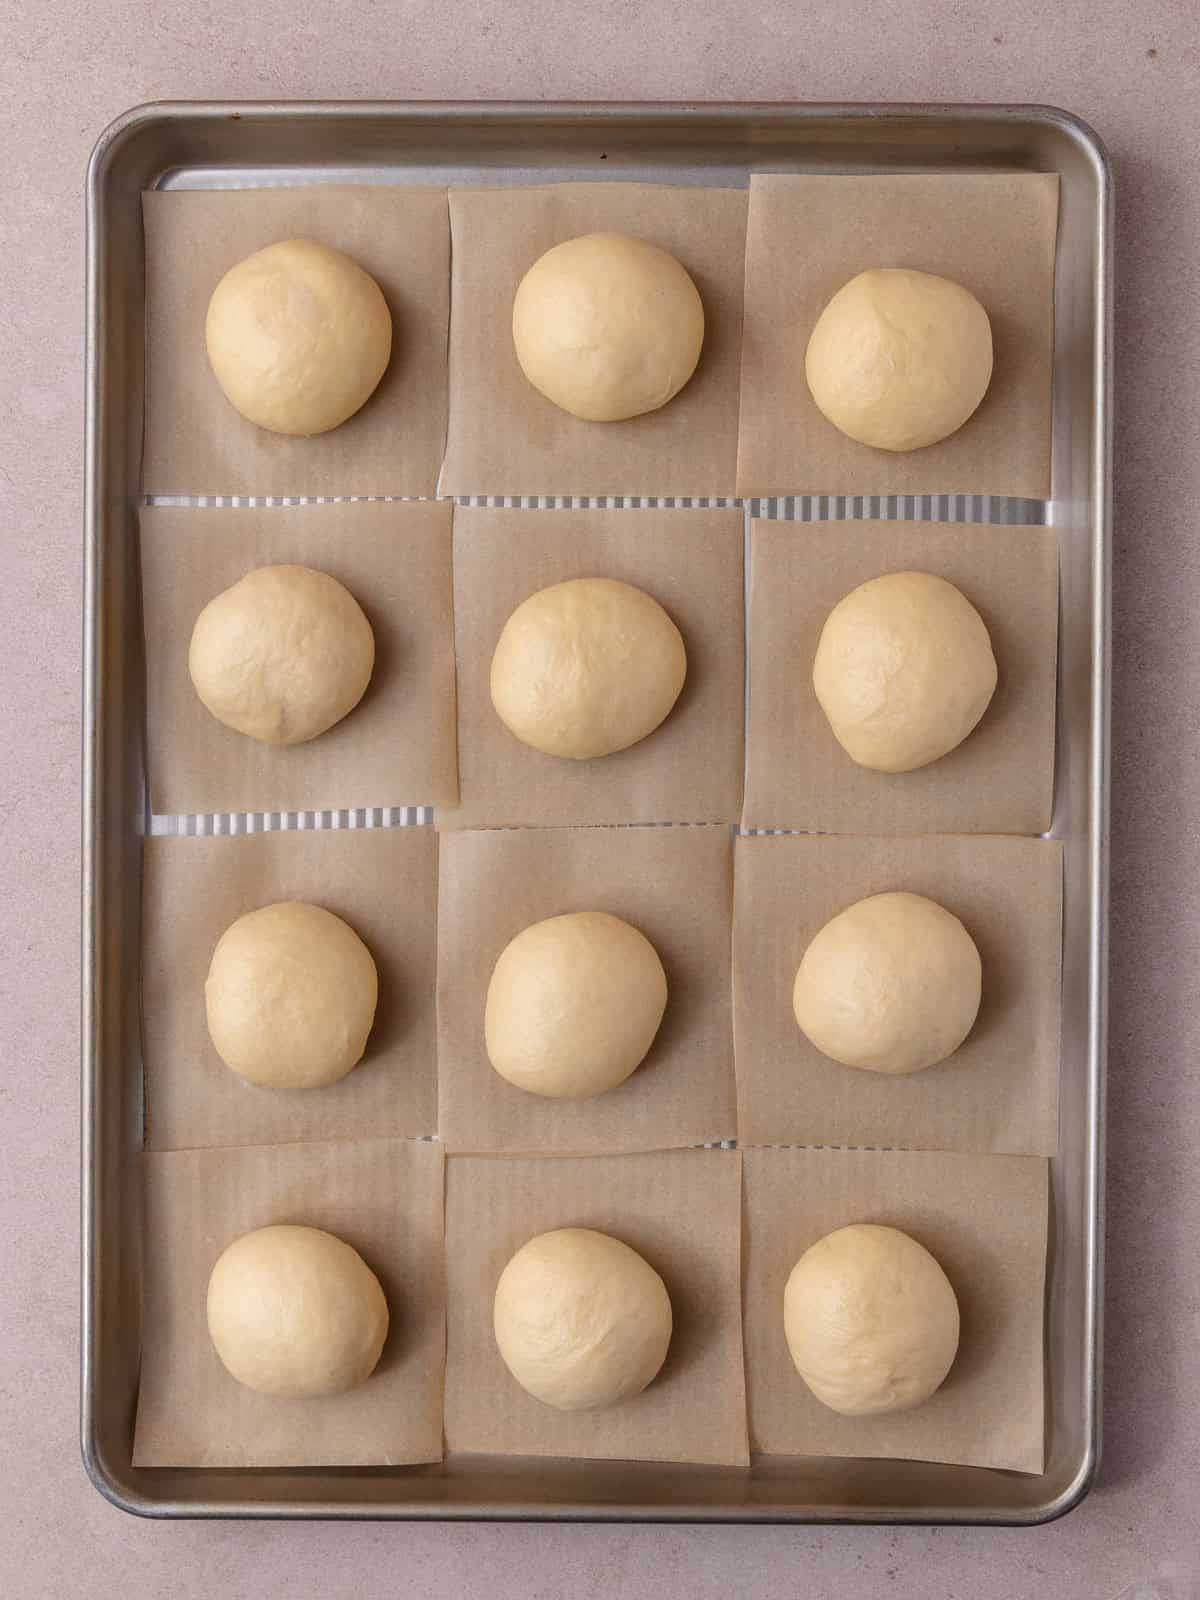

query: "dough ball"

left=207, top=1224, right=389, bottom=1398
left=512, top=232, right=704, bottom=421
left=494, top=1228, right=672, bottom=1411
left=784, top=1223, right=959, bottom=1416
left=805, top=267, right=993, bottom=451
left=205, top=901, right=378, bottom=1089
left=812, top=570, right=997, bottom=772
left=189, top=564, right=375, bottom=745
left=485, top=911, right=667, bottom=1099
left=792, top=892, right=981, bottom=1074
left=490, top=577, right=686, bottom=760
left=205, top=238, right=392, bottom=435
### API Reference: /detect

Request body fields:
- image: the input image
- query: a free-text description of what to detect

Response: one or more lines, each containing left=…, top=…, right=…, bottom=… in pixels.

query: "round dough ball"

left=792, top=892, right=981, bottom=1075
left=812, top=570, right=997, bottom=772
left=207, top=1224, right=389, bottom=1398
left=189, top=564, right=375, bottom=746
left=485, top=912, right=667, bottom=1099
left=783, top=1223, right=959, bottom=1416
left=205, top=238, right=392, bottom=435
left=494, top=1228, right=672, bottom=1411
left=205, top=901, right=378, bottom=1089
left=490, top=577, right=686, bottom=760
left=512, top=232, right=704, bottom=421
left=805, top=268, right=993, bottom=451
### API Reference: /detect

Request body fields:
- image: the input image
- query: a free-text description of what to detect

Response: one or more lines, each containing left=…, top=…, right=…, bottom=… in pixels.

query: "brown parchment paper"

left=142, top=500, right=458, bottom=814
left=444, top=1150, right=748, bottom=1464
left=441, top=505, right=744, bottom=829
left=742, top=1146, right=1047, bottom=1472
left=439, top=183, right=748, bottom=496
left=133, top=1137, right=445, bottom=1467
left=743, top=520, right=1058, bottom=835
left=732, top=833, right=1062, bottom=1154
left=142, top=827, right=438, bottom=1151
left=437, top=826, right=735, bottom=1154
left=736, top=173, right=1058, bottom=497
left=142, top=186, right=449, bottom=497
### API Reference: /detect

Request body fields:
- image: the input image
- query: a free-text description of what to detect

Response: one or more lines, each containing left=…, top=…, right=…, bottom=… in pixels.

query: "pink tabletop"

left=2, top=3, right=1198, bottom=1596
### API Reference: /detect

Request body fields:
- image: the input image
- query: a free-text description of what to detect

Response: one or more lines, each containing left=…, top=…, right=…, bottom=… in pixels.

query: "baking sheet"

left=736, top=173, right=1058, bottom=498
left=132, top=1137, right=445, bottom=1467
left=441, top=504, right=744, bottom=829
left=732, top=833, right=1062, bottom=1154
left=743, top=519, right=1059, bottom=835
left=142, top=827, right=438, bottom=1150
left=439, top=182, right=748, bottom=497
left=142, top=186, right=450, bottom=497
left=141, top=500, right=458, bottom=814
left=444, top=1150, right=748, bottom=1465
left=741, top=1146, right=1048, bottom=1473
left=437, top=825, right=735, bottom=1154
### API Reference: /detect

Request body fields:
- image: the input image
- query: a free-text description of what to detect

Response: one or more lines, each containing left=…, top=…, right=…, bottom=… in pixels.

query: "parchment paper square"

left=141, top=500, right=457, bottom=814
left=732, top=833, right=1062, bottom=1154
left=439, top=182, right=747, bottom=496
left=441, top=504, right=744, bottom=829
left=133, top=1137, right=445, bottom=1467
left=742, top=1147, right=1047, bottom=1472
left=438, top=825, right=735, bottom=1154
left=444, top=1150, right=748, bottom=1465
left=142, top=827, right=438, bottom=1150
left=736, top=173, right=1058, bottom=497
left=143, top=186, right=449, bottom=497
left=743, top=520, right=1058, bottom=835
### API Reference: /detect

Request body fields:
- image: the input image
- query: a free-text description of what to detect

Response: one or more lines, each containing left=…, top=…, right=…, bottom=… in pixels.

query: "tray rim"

left=82, top=97, right=1111, bottom=1525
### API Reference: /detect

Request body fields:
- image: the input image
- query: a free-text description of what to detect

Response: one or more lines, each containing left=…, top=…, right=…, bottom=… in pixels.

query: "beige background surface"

left=2, top=3, right=1197, bottom=1598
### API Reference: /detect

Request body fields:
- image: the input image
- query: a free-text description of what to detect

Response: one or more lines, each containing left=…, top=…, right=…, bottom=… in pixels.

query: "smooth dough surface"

left=490, top=577, right=687, bottom=760
left=205, top=238, right=392, bottom=435
left=206, top=1224, right=389, bottom=1398
left=805, top=267, right=993, bottom=451
left=783, top=1223, right=960, bottom=1416
left=485, top=911, right=667, bottom=1099
left=512, top=232, right=704, bottom=422
left=493, top=1228, right=673, bottom=1411
left=792, top=891, right=982, bottom=1075
left=205, top=900, right=379, bottom=1090
left=189, top=564, right=375, bottom=746
left=812, top=570, right=997, bottom=773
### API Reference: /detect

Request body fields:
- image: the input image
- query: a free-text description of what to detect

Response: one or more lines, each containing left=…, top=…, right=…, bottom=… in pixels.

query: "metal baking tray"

left=83, top=101, right=1111, bottom=1522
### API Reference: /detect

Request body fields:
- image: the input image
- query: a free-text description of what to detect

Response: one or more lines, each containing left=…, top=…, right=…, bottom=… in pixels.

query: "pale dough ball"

left=189, top=564, right=375, bottom=745
left=205, top=238, right=392, bottom=435
left=485, top=912, right=667, bottom=1099
left=207, top=1224, right=389, bottom=1398
left=805, top=268, right=993, bottom=451
left=512, top=232, right=705, bottom=421
left=494, top=1228, right=672, bottom=1411
left=812, top=570, right=997, bottom=772
left=490, top=577, right=686, bottom=760
left=205, top=901, right=378, bottom=1090
left=784, top=1223, right=960, bottom=1416
left=792, top=892, right=982, bottom=1075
